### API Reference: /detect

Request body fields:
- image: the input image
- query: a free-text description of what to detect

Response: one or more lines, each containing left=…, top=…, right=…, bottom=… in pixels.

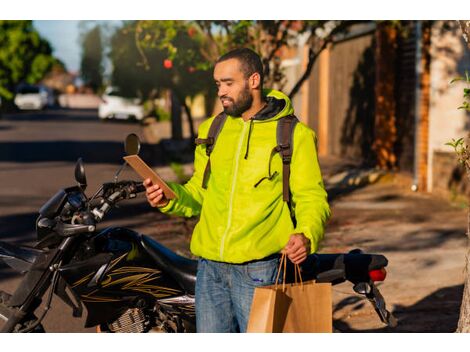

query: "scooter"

left=0, top=134, right=396, bottom=332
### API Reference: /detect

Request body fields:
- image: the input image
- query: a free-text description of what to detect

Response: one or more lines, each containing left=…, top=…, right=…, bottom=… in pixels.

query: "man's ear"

left=249, top=72, right=261, bottom=90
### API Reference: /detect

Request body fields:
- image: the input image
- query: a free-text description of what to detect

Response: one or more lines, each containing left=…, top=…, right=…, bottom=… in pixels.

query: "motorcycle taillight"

left=369, top=268, right=387, bottom=282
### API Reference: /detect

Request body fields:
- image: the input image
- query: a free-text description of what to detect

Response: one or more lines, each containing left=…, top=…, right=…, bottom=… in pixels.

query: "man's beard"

left=223, top=84, right=253, bottom=117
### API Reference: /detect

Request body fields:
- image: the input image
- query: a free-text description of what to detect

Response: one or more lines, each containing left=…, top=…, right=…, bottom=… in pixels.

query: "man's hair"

left=216, top=48, right=264, bottom=88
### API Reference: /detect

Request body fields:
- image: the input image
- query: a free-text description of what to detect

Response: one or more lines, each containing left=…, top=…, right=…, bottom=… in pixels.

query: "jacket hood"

left=252, top=89, right=294, bottom=122
left=242, top=89, right=294, bottom=159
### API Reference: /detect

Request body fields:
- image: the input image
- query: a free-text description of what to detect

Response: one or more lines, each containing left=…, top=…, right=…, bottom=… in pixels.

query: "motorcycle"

left=0, top=134, right=397, bottom=333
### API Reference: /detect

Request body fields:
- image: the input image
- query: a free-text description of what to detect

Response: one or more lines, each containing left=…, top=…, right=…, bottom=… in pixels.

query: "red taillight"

left=369, top=268, right=387, bottom=282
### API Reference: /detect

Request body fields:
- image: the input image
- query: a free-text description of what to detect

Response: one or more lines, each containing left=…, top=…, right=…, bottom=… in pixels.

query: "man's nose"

left=217, top=87, right=227, bottom=98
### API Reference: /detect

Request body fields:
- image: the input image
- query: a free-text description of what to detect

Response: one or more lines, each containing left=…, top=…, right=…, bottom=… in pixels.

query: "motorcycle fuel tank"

left=58, top=227, right=185, bottom=327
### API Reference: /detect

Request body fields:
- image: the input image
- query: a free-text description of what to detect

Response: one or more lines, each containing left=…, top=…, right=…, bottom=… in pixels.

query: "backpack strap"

left=194, top=112, right=227, bottom=189
left=276, top=115, right=299, bottom=204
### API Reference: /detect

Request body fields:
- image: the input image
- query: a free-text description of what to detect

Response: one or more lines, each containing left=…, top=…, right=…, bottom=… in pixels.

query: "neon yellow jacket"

left=159, top=89, right=330, bottom=263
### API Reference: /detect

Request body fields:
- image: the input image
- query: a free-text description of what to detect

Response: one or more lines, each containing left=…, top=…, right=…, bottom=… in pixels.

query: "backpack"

left=195, top=112, right=299, bottom=207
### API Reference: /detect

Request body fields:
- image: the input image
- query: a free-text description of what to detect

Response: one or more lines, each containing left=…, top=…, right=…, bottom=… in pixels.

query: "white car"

left=98, top=88, right=145, bottom=122
left=14, top=85, right=50, bottom=110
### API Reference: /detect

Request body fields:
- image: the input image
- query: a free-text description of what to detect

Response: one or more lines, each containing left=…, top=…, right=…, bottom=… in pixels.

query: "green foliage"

left=450, top=71, right=470, bottom=111
left=80, top=25, right=104, bottom=92
left=109, top=21, right=215, bottom=105
left=0, top=20, right=61, bottom=100
left=447, top=71, right=470, bottom=168
left=446, top=137, right=465, bottom=149
left=170, top=162, right=190, bottom=183
left=155, top=106, right=170, bottom=122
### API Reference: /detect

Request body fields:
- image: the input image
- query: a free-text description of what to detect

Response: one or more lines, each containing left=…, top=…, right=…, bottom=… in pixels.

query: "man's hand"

left=282, top=233, right=311, bottom=265
left=144, top=178, right=169, bottom=208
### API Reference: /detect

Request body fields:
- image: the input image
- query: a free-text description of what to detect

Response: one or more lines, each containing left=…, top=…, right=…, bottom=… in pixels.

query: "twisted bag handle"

left=275, top=253, right=303, bottom=292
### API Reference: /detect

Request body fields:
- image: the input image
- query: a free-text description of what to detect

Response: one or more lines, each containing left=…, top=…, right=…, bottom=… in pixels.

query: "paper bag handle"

left=275, top=253, right=303, bottom=291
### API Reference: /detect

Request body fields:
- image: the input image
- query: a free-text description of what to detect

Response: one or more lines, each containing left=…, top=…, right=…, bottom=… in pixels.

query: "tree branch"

left=263, top=21, right=290, bottom=80
left=134, top=21, right=150, bottom=70
left=288, top=37, right=329, bottom=99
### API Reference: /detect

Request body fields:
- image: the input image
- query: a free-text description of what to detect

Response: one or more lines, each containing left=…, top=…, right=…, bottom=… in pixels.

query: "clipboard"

left=123, top=155, right=177, bottom=199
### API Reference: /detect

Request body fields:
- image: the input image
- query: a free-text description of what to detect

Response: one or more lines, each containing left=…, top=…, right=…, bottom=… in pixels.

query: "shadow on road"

left=333, top=284, right=463, bottom=332
left=1, top=109, right=100, bottom=122
left=368, top=228, right=465, bottom=253
left=0, top=140, right=168, bottom=165
left=0, top=138, right=195, bottom=166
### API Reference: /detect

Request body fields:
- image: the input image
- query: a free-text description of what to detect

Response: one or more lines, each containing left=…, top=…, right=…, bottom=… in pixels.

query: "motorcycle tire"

left=0, top=291, right=45, bottom=333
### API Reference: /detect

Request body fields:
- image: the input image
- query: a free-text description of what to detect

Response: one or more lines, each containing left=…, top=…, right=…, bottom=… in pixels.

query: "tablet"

left=123, top=155, right=177, bottom=199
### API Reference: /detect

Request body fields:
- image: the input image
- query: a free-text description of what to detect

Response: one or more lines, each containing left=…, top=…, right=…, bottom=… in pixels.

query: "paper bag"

left=247, top=254, right=332, bottom=333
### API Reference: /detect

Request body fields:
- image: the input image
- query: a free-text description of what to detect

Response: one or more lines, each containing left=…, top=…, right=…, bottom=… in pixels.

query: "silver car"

left=14, top=85, right=51, bottom=110
left=98, top=87, right=145, bottom=121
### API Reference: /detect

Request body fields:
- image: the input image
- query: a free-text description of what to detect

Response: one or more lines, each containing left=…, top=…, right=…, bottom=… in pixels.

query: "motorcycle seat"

left=141, top=235, right=197, bottom=295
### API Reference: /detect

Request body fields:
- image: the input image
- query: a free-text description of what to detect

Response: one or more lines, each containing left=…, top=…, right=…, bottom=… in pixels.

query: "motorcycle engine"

left=107, top=308, right=148, bottom=333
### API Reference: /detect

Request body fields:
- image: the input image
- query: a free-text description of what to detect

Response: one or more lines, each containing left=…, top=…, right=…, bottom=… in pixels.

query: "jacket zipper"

left=219, top=121, right=249, bottom=260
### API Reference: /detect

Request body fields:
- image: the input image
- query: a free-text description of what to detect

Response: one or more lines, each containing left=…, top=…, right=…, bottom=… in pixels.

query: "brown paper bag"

left=247, top=254, right=332, bottom=333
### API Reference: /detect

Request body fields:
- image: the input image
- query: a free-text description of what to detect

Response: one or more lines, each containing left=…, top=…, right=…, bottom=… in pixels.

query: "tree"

left=450, top=20, right=470, bottom=333
left=126, top=20, right=361, bottom=141
left=136, top=20, right=360, bottom=98
left=0, top=20, right=61, bottom=102
left=109, top=21, right=215, bottom=140
left=80, top=24, right=104, bottom=92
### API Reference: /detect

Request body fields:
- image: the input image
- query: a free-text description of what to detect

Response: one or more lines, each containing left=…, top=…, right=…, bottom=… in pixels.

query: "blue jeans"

left=195, top=256, right=280, bottom=333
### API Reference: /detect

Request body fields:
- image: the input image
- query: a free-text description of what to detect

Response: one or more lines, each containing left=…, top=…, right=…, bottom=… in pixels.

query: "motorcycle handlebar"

left=92, top=181, right=145, bottom=222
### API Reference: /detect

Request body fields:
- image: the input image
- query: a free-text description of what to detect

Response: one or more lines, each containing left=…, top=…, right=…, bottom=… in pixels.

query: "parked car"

left=98, top=87, right=145, bottom=122
left=14, top=85, right=52, bottom=110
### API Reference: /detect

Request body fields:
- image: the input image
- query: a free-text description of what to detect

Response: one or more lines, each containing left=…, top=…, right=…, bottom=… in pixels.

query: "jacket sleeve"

left=289, top=124, right=331, bottom=253
left=157, top=119, right=212, bottom=218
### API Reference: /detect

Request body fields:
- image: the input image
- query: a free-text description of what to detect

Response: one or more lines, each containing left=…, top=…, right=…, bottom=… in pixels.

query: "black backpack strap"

left=276, top=115, right=299, bottom=204
left=194, top=112, right=227, bottom=189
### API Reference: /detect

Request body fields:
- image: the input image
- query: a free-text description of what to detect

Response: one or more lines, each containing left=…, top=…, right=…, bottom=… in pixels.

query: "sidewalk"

left=151, top=155, right=468, bottom=332
left=324, top=173, right=467, bottom=332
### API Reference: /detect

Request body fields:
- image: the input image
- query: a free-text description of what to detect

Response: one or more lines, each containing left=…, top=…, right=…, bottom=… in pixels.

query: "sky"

left=33, top=20, right=121, bottom=74
left=33, top=21, right=82, bottom=73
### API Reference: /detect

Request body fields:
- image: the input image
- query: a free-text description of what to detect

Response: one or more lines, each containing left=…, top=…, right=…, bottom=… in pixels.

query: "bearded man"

left=144, top=48, right=330, bottom=333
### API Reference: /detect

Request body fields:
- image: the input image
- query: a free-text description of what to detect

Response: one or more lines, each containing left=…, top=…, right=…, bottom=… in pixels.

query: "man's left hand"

left=282, top=233, right=311, bottom=265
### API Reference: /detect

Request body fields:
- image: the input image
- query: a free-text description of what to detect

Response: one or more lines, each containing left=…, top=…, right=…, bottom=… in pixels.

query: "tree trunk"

left=170, top=90, right=183, bottom=140
left=456, top=20, right=470, bottom=332
left=457, top=240, right=470, bottom=332
left=182, top=99, right=196, bottom=142
left=457, top=163, right=470, bottom=332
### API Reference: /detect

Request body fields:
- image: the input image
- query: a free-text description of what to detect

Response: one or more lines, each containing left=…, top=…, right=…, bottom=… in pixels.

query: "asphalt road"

left=0, top=108, right=186, bottom=332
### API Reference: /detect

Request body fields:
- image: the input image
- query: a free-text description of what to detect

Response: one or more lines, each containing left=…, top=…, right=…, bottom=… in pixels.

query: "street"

left=0, top=108, right=468, bottom=332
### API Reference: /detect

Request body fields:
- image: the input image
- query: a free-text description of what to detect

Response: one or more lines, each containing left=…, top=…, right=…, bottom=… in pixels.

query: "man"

left=144, top=48, right=330, bottom=332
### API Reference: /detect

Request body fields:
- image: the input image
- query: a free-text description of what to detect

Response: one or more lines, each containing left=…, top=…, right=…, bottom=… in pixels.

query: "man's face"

left=213, top=58, right=253, bottom=117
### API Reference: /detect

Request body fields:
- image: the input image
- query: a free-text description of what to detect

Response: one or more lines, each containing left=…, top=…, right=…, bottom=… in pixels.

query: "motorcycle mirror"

left=125, top=133, right=141, bottom=156
left=75, top=158, right=87, bottom=190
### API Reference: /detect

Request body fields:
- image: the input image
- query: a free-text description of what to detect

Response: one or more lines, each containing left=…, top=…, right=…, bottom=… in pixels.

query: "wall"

left=429, top=21, right=470, bottom=194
